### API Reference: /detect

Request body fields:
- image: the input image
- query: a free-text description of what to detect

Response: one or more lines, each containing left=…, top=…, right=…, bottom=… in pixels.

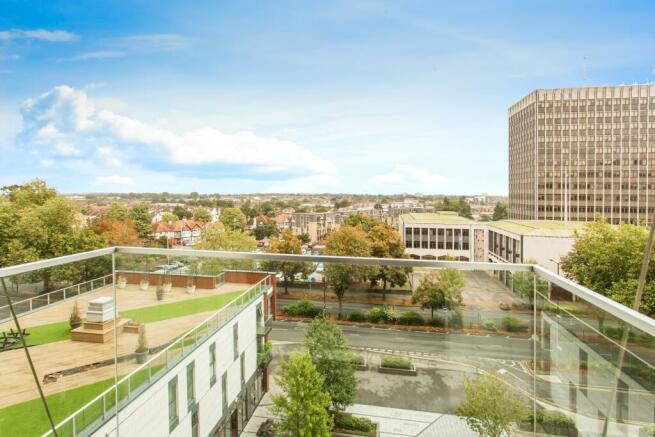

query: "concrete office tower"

left=508, top=84, right=655, bottom=224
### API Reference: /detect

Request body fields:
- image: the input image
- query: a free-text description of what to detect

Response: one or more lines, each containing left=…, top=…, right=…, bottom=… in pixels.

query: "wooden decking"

left=0, top=282, right=249, bottom=409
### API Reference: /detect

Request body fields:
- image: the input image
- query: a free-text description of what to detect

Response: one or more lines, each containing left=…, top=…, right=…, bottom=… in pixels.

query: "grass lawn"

left=15, top=289, right=245, bottom=348
left=0, top=377, right=115, bottom=437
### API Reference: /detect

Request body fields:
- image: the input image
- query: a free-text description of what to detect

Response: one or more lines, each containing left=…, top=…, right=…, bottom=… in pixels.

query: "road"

left=270, top=320, right=534, bottom=361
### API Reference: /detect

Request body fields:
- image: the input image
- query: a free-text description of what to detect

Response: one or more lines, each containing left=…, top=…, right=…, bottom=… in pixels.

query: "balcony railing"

left=257, top=314, right=273, bottom=336
left=0, top=274, right=113, bottom=322
left=0, top=246, right=653, bottom=437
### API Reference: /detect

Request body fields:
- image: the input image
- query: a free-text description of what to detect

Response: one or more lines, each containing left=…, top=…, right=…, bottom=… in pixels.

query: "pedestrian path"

left=242, top=394, right=476, bottom=436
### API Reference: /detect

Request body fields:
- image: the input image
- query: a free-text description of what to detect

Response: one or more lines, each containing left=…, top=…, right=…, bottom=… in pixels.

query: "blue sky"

left=1, top=0, right=654, bottom=195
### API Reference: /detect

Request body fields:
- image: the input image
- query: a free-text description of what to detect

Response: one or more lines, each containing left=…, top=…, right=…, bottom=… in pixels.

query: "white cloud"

left=111, top=34, right=190, bottom=51
left=18, top=85, right=334, bottom=177
left=60, top=51, right=125, bottom=62
left=54, top=142, right=80, bottom=156
left=370, top=164, right=445, bottom=187
left=0, top=29, right=78, bottom=42
left=96, top=175, right=135, bottom=185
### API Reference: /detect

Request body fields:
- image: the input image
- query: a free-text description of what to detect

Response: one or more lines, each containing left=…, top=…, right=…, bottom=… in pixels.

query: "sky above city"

left=1, top=1, right=654, bottom=195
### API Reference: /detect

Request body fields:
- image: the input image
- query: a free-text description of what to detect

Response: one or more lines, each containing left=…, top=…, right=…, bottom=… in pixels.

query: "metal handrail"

left=42, top=274, right=273, bottom=437
left=0, top=274, right=113, bottom=322
left=1, top=246, right=653, bottom=337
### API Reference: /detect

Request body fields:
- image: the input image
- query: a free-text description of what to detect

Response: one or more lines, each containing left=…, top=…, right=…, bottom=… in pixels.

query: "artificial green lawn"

left=14, top=289, right=245, bottom=348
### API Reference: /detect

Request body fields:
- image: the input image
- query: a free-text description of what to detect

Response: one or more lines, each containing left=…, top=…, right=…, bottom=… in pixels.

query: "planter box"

left=333, top=422, right=379, bottom=437
left=354, top=362, right=368, bottom=371
left=377, top=365, right=417, bottom=376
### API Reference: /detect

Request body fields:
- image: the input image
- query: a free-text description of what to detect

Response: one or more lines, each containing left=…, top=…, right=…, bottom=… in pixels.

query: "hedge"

left=349, top=311, right=366, bottom=322
left=280, top=300, right=322, bottom=318
left=334, top=412, right=375, bottom=435
left=381, top=355, right=412, bottom=370
left=395, top=311, right=424, bottom=326
left=502, top=316, right=529, bottom=332
left=482, top=320, right=497, bottom=331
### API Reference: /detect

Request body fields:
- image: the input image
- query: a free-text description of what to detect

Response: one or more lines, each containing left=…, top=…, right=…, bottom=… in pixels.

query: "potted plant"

left=140, top=256, right=150, bottom=291
left=156, top=282, right=165, bottom=301
left=69, top=301, right=82, bottom=330
left=163, top=269, right=173, bottom=293
left=117, top=274, right=127, bottom=289
left=134, top=326, right=149, bottom=364
left=186, top=264, right=197, bottom=294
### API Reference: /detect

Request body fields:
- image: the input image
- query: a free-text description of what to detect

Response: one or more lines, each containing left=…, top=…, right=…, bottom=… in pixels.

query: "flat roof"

left=400, top=212, right=475, bottom=225
left=488, top=220, right=586, bottom=237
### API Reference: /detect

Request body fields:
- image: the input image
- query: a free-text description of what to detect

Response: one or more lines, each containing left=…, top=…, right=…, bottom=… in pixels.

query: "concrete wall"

left=92, top=294, right=265, bottom=437
left=523, top=235, right=574, bottom=274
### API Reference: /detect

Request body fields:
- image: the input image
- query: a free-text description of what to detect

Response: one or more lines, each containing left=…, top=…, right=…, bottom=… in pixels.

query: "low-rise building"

left=399, top=212, right=486, bottom=261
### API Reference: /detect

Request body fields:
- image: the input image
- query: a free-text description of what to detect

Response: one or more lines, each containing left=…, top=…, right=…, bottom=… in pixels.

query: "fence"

left=0, top=274, right=113, bottom=323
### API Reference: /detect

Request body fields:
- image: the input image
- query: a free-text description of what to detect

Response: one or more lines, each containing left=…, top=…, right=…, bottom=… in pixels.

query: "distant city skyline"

left=1, top=1, right=654, bottom=195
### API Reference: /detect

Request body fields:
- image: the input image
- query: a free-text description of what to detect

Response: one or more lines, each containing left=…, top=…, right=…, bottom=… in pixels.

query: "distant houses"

left=152, top=219, right=207, bottom=246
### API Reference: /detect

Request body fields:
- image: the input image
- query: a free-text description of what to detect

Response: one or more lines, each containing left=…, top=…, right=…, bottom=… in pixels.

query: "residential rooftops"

left=488, top=220, right=586, bottom=237
left=400, top=212, right=476, bottom=225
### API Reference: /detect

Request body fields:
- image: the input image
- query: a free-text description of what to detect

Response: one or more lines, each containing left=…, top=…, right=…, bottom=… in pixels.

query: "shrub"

left=281, top=300, right=322, bottom=318
left=502, top=316, right=529, bottom=332
left=482, top=320, right=497, bottom=331
left=366, top=307, right=396, bottom=324
left=448, top=311, right=463, bottom=329
left=334, top=412, right=375, bottom=434
left=499, top=302, right=510, bottom=311
left=381, top=355, right=412, bottom=370
left=135, top=326, right=149, bottom=353
left=396, top=311, right=425, bottom=326
left=349, top=311, right=366, bottom=322
left=350, top=354, right=365, bottom=366
left=644, top=425, right=655, bottom=437
left=69, top=301, right=82, bottom=326
left=429, top=315, right=445, bottom=327
left=546, top=303, right=581, bottom=316
left=524, top=409, right=576, bottom=429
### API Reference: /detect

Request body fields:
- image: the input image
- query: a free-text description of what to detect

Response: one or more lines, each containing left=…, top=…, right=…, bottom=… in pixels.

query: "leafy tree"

left=195, top=225, right=256, bottom=272
left=492, top=202, right=509, bottom=221
left=263, top=230, right=311, bottom=293
left=314, top=205, right=328, bottom=213
left=103, top=202, right=130, bottom=221
left=412, top=269, right=464, bottom=321
left=220, top=207, right=247, bottom=231
left=435, top=196, right=472, bottom=218
left=0, top=180, right=108, bottom=292
left=367, top=222, right=410, bottom=299
left=253, top=221, right=279, bottom=240
left=161, top=212, right=178, bottom=222
left=192, top=208, right=212, bottom=222
left=92, top=219, right=141, bottom=246
left=172, top=205, right=192, bottom=220
left=271, top=352, right=333, bottom=437
left=479, top=214, right=492, bottom=222
left=304, top=318, right=357, bottom=411
left=129, top=203, right=152, bottom=242
left=324, top=226, right=371, bottom=317
left=240, top=200, right=257, bottom=219
left=511, top=259, right=549, bottom=304
left=561, top=217, right=654, bottom=321
left=344, top=213, right=377, bottom=232
left=609, top=279, right=655, bottom=317
left=457, top=374, right=528, bottom=437
left=298, top=233, right=311, bottom=244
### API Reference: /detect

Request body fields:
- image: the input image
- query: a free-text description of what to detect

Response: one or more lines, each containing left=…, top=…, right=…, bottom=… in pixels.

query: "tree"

left=253, top=221, right=278, bottom=240
left=561, top=218, right=655, bottom=320
left=271, top=352, right=333, bottom=437
left=412, top=269, right=464, bottom=321
left=344, top=213, right=377, bottom=232
left=172, top=205, right=192, bottom=220
left=130, top=203, right=152, bottom=242
left=192, top=208, right=212, bottom=222
left=510, top=259, right=549, bottom=304
left=492, top=202, right=508, bottom=221
left=456, top=374, right=528, bottom=437
left=479, top=214, right=492, bottom=222
left=263, top=230, right=311, bottom=293
left=195, top=225, right=256, bottom=272
left=220, top=207, right=247, bottom=231
left=298, top=233, right=311, bottom=244
left=304, top=318, right=357, bottom=411
left=434, top=196, right=472, bottom=218
left=367, top=222, right=410, bottom=299
left=161, top=212, right=178, bottom=222
left=324, top=226, right=371, bottom=317
left=91, top=219, right=141, bottom=246
left=0, top=180, right=107, bottom=292
left=103, top=202, right=130, bottom=221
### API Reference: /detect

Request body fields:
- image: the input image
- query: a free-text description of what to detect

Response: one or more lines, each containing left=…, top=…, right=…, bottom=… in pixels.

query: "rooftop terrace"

left=488, top=220, right=587, bottom=237
left=400, top=212, right=476, bottom=225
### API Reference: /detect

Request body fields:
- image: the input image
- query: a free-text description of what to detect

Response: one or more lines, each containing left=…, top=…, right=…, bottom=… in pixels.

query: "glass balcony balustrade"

left=0, top=247, right=653, bottom=437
